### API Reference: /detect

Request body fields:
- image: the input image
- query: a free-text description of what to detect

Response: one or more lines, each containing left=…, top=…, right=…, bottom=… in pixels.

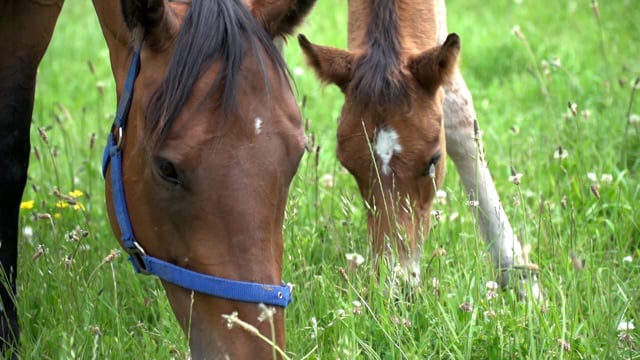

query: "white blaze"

left=254, top=117, right=263, bottom=135
left=374, top=127, right=402, bottom=175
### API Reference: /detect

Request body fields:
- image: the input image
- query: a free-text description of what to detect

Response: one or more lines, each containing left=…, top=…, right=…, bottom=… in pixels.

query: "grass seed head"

left=459, top=302, right=473, bottom=313
left=568, top=101, right=578, bottom=116
left=37, top=127, right=49, bottom=144
left=511, top=25, right=525, bottom=40
left=32, top=244, right=45, bottom=260
left=64, top=255, right=73, bottom=270
left=257, top=304, right=276, bottom=322
left=484, top=309, right=497, bottom=319
left=509, top=167, right=523, bottom=185
left=432, top=247, right=447, bottom=258
left=557, top=338, right=571, bottom=352
left=590, top=183, right=600, bottom=199
left=570, top=252, right=586, bottom=271
left=103, top=249, right=120, bottom=263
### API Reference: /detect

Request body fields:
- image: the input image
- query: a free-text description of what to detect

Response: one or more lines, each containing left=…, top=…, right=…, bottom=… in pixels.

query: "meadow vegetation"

left=11, top=0, right=639, bottom=358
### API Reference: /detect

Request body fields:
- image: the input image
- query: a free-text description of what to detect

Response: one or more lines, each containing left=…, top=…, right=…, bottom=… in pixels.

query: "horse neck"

left=347, top=0, right=441, bottom=53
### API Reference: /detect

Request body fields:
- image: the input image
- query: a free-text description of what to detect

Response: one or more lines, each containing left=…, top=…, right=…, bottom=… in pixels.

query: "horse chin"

left=167, top=290, right=286, bottom=360
left=188, top=321, right=284, bottom=360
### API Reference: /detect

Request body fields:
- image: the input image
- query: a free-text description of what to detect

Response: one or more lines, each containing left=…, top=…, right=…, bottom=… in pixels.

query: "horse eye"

left=154, top=157, right=182, bottom=186
left=423, top=151, right=442, bottom=177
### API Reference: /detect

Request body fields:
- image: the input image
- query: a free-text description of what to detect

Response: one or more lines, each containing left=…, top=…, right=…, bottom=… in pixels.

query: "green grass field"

left=12, top=0, right=639, bottom=358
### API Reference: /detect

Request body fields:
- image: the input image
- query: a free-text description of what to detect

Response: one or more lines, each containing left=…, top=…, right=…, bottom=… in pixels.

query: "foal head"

left=103, top=0, right=313, bottom=357
left=299, top=12, right=459, bottom=284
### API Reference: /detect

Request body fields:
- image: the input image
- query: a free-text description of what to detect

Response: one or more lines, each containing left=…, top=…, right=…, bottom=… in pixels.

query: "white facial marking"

left=254, top=117, right=263, bottom=135
left=374, top=127, right=402, bottom=175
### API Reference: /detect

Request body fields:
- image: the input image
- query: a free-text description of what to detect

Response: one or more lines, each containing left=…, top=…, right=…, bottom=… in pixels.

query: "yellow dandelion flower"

left=73, top=203, right=86, bottom=211
left=20, top=200, right=35, bottom=210
left=69, top=190, right=84, bottom=198
left=54, top=213, right=62, bottom=219
left=56, top=201, right=69, bottom=208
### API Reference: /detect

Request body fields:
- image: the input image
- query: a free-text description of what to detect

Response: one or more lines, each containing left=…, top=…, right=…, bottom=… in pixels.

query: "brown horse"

left=1, top=0, right=314, bottom=358
left=299, top=0, right=541, bottom=296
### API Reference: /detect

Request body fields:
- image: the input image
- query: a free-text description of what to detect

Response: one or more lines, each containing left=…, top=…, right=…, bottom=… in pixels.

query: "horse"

left=299, top=0, right=541, bottom=297
left=1, top=0, right=315, bottom=358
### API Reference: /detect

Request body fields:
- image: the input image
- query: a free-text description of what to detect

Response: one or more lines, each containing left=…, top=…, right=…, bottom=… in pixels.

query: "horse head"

left=298, top=7, right=459, bottom=284
left=97, top=0, right=314, bottom=357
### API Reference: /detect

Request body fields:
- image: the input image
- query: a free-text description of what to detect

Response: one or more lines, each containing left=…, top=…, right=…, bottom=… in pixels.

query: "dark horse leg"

left=0, top=1, right=64, bottom=355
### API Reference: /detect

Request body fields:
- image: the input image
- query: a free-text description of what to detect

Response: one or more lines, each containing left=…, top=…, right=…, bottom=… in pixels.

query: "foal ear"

left=298, top=34, right=354, bottom=92
left=251, top=0, right=317, bottom=37
left=409, top=33, right=460, bottom=93
left=120, top=0, right=179, bottom=50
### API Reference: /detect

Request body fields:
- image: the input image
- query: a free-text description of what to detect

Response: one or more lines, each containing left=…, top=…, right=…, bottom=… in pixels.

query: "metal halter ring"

left=114, top=126, right=124, bottom=149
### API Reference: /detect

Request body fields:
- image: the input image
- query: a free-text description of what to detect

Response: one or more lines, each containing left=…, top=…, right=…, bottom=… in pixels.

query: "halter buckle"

left=127, top=240, right=149, bottom=275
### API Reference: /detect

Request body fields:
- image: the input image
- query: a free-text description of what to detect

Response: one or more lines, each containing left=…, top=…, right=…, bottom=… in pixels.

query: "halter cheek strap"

left=101, top=49, right=293, bottom=308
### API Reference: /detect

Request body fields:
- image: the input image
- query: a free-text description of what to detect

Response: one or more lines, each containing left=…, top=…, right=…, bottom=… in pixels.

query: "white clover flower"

left=345, top=253, right=364, bottom=266
left=436, top=190, right=447, bottom=204
left=568, top=101, right=578, bottom=116
left=486, top=281, right=499, bottom=290
left=622, top=256, right=633, bottom=263
left=23, top=226, right=33, bottom=241
left=618, top=320, right=635, bottom=331
left=553, top=146, right=569, bottom=160
left=484, top=309, right=497, bottom=318
left=509, top=172, right=523, bottom=185
left=321, top=174, right=334, bottom=188
left=600, top=174, right=613, bottom=184
left=352, top=301, right=362, bottom=315
left=587, top=172, right=598, bottom=182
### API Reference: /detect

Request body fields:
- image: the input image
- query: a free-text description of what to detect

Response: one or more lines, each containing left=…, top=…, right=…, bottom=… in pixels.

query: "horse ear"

left=251, top=0, right=317, bottom=37
left=120, top=0, right=179, bottom=50
left=409, top=33, right=460, bottom=93
left=298, top=34, right=354, bottom=92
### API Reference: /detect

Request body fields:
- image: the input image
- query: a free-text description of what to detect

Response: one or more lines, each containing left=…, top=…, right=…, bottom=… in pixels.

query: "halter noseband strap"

left=101, top=49, right=293, bottom=308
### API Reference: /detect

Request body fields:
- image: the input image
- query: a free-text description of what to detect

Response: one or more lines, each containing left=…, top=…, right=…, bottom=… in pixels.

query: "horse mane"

left=146, top=0, right=289, bottom=146
left=350, top=0, right=408, bottom=113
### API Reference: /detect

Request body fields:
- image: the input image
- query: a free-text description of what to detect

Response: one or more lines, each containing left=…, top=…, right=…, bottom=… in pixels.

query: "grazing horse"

left=299, top=0, right=541, bottom=296
left=1, top=0, right=314, bottom=358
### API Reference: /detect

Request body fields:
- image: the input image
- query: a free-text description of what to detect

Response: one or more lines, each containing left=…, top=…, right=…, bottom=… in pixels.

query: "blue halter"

left=101, top=49, right=292, bottom=308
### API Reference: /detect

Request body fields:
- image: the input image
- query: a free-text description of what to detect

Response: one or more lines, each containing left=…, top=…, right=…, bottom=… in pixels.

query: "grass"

left=10, top=0, right=639, bottom=358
